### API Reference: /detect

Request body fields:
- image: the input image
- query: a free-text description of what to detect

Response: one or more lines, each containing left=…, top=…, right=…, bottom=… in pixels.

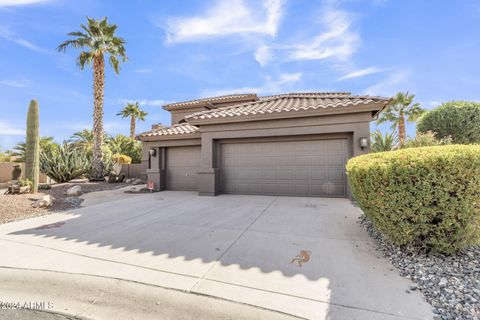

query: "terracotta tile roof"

left=138, top=123, right=199, bottom=138
left=163, top=93, right=257, bottom=111
left=185, top=92, right=390, bottom=122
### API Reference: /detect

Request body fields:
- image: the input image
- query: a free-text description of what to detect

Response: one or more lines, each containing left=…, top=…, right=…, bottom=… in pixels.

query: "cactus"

left=40, top=142, right=90, bottom=183
left=25, top=99, right=40, bottom=193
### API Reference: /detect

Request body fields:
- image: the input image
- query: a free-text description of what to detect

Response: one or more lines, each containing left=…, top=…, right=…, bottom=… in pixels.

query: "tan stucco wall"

left=0, top=162, right=50, bottom=183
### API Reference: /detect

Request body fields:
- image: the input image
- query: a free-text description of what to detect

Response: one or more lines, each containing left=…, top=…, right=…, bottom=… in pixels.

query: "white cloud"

left=363, top=70, right=411, bottom=96
left=0, top=77, right=30, bottom=88
left=254, top=45, right=273, bottom=66
left=0, top=27, right=49, bottom=53
left=337, top=67, right=383, bottom=81
left=287, top=7, right=360, bottom=62
left=0, top=0, right=50, bottom=7
left=133, top=68, right=154, bottom=74
left=117, top=98, right=169, bottom=107
left=0, top=122, right=24, bottom=136
left=165, top=0, right=284, bottom=43
left=201, top=72, right=302, bottom=96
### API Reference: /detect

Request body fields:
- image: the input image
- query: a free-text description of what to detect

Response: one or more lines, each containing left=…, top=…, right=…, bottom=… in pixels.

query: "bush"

left=346, top=145, right=480, bottom=254
left=112, top=154, right=132, bottom=164
left=108, top=134, right=142, bottom=163
left=403, top=131, right=452, bottom=148
left=417, top=101, right=480, bottom=144
left=40, top=142, right=90, bottom=183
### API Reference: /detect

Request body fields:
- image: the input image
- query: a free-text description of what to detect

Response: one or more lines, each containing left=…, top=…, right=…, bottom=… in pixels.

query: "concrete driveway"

left=0, top=191, right=432, bottom=320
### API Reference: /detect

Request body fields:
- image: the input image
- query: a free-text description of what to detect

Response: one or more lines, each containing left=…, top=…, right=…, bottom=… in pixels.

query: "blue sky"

left=1, top=0, right=479, bottom=149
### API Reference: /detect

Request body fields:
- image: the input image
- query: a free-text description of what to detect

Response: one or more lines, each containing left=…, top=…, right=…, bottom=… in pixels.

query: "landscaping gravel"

left=0, top=182, right=128, bottom=224
left=360, top=215, right=480, bottom=320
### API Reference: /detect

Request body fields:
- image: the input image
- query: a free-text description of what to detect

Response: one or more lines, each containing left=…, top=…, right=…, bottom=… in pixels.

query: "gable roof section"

left=184, top=93, right=391, bottom=124
left=163, top=93, right=258, bottom=111
left=137, top=123, right=199, bottom=138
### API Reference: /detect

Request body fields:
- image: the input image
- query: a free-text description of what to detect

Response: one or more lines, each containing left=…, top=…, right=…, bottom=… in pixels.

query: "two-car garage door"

left=221, top=139, right=348, bottom=197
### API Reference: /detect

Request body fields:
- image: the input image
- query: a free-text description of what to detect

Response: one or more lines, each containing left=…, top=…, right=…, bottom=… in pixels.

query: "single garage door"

left=221, top=139, right=348, bottom=197
left=166, top=146, right=200, bottom=191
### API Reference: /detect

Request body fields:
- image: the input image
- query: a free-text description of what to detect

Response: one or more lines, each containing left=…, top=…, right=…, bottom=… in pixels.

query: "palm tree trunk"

left=91, top=54, right=105, bottom=180
left=130, top=115, right=135, bottom=138
left=398, top=113, right=406, bottom=146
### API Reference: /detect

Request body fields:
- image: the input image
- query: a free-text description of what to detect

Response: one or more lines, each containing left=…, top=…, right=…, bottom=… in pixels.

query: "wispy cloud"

left=0, top=77, right=31, bottom=88
left=201, top=72, right=302, bottom=96
left=254, top=45, right=273, bottom=66
left=363, top=70, right=411, bottom=96
left=164, top=0, right=284, bottom=43
left=133, top=68, right=154, bottom=74
left=0, top=0, right=51, bottom=7
left=0, top=26, right=49, bottom=53
left=337, top=67, right=383, bottom=81
left=0, top=122, right=24, bottom=136
left=117, top=98, right=169, bottom=107
left=286, top=7, right=360, bottom=62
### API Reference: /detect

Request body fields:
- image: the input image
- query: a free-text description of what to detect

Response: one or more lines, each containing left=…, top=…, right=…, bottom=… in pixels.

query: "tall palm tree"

left=57, top=17, right=127, bottom=180
left=117, top=102, right=148, bottom=138
left=377, top=92, right=425, bottom=146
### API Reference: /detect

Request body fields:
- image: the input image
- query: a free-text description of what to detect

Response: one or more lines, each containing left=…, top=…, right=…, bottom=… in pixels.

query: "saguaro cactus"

left=25, top=99, right=40, bottom=193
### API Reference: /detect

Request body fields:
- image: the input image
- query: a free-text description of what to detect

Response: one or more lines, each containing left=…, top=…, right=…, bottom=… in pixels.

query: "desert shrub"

left=112, top=154, right=132, bottom=164
left=371, top=130, right=398, bottom=152
left=417, top=101, right=480, bottom=144
left=108, top=134, right=142, bottom=163
left=403, top=131, right=452, bottom=148
left=346, top=145, right=480, bottom=254
left=40, top=142, right=90, bottom=183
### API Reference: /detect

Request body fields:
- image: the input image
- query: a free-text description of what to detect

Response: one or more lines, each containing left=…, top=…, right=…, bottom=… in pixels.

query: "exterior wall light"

left=359, top=137, right=369, bottom=149
left=149, top=148, right=157, bottom=157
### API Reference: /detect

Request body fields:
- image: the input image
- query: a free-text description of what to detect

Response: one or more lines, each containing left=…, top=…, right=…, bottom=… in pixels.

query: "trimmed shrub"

left=346, top=145, right=480, bottom=254
left=417, top=101, right=480, bottom=144
left=112, top=154, right=132, bottom=164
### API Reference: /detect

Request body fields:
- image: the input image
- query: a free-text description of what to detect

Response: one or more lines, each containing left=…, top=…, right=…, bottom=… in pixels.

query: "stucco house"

left=138, top=92, right=390, bottom=198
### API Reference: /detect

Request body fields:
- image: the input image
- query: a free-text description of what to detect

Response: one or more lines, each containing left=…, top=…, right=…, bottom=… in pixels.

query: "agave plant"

left=40, top=142, right=90, bottom=183
left=371, top=130, right=399, bottom=152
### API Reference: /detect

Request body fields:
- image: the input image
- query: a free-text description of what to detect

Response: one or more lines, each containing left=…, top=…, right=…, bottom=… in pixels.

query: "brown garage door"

left=221, top=139, right=348, bottom=197
left=166, top=146, right=200, bottom=191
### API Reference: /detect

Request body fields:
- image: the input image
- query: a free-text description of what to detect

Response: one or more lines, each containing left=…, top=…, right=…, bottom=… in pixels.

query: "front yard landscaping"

left=0, top=181, right=128, bottom=224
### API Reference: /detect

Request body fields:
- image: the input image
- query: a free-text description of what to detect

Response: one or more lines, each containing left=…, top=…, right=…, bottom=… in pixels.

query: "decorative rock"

left=32, top=195, right=54, bottom=208
left=66, top=185, right=82, bottom=197
left=359, top=215, right=480, bottom=320
left=131, top=178, right=143, bottom=185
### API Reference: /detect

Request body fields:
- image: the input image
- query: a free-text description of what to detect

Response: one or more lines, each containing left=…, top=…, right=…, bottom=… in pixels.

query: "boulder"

left=32, top=195, right=54, bottom=208
left=132, top=178, right=143, bottom=185
left=66, top=185, right=82, bottom=197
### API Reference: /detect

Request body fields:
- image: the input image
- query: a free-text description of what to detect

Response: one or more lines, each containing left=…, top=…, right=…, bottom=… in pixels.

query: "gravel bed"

left=359, top=215, right=480, bottom=320
left=0, top=182, right=128, bottom=224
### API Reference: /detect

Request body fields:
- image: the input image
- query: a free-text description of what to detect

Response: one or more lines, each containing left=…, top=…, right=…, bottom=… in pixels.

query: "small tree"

left=417, top=101, right=480, bottom=144
left=117, top=101, right=148, bottom=138
left=377, top=92, right=425, bottom=146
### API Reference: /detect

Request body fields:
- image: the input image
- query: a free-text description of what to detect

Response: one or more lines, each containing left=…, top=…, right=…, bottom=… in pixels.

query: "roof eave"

left=138, top=132, right=201, bottom=142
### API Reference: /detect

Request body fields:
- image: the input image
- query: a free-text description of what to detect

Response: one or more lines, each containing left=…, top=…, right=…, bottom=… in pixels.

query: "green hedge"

left=417, top=101, right=480, bottom=144
left=346, top=145, right=480, bottom=254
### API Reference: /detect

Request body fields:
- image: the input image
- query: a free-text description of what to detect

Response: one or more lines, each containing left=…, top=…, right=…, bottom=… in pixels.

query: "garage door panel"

left=166, top=146, right=200, bottom=191
left=221, top=139, right=348, bottom=197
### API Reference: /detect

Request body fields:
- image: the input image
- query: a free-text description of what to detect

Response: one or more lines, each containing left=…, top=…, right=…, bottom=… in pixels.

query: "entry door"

left=221, top=139, right=348, bottom=197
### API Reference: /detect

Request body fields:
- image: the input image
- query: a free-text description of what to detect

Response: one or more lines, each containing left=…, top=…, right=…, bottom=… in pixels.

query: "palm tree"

left=57, top=17, right=127, bottom=180
left=69, top=129, right=94, bottom=156
left=371, top=130, right=398, bottom=152
left=377, top=92, right=425, bottom=146
left=117, top=102, right=148, bottom=138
